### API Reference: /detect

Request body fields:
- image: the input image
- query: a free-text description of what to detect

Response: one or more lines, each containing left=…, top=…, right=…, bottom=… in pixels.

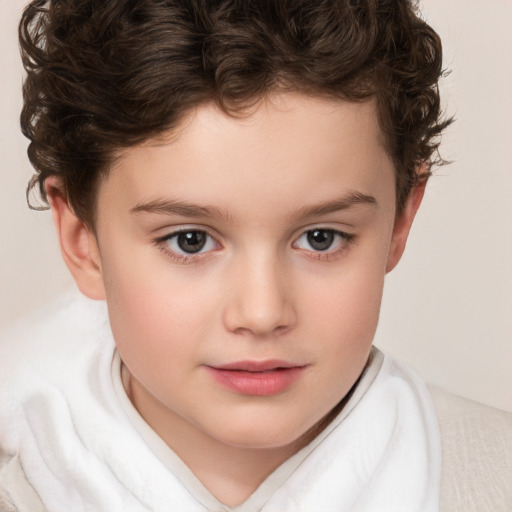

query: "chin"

left=207, top=414, right=309, bottom=451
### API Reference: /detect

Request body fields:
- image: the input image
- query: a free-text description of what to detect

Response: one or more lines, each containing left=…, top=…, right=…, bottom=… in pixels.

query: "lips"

left=205, top=360, right=307, bottom=396
left=212, top=360, right=300, bottom=372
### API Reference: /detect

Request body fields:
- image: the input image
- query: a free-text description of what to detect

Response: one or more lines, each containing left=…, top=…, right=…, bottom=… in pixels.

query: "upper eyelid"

left=294, top=228, right=352, bottom=240
left=155, top=225, right=220, bottom=242
left=292, top=225, right=353, bottom=241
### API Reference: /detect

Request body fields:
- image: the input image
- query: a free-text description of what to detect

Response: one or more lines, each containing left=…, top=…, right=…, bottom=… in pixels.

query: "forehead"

left=101, top=93, right=395, bottom=221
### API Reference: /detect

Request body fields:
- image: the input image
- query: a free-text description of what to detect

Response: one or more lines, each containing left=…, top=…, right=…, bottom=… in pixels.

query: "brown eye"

left=293, top=228, right=354, bottom=256
left=163, top=230, right=218, bottom=256
left=176, top=231, right=207, bottom=253
left=306, top=230, right=335, bottom=251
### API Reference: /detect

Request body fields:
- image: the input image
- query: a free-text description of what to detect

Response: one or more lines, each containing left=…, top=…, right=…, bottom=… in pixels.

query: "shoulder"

left=428, top=385, right=512, bottom=512
left=0, top=290, right=113, bottom=441
left=0, top=290, right=111, bottom=377
left=0, top=292, right=118, bottom=509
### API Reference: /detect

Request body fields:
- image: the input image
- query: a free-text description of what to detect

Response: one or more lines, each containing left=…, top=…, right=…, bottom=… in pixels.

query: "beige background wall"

left=1, top=0, right=511, bottom=413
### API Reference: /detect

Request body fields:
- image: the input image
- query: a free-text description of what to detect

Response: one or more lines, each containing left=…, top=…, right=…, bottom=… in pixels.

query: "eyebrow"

left=292, top=191, right=377, bottom=219
left=130, top=191, right=377, bottom=222
left=130, top=198, right=233, bottom=222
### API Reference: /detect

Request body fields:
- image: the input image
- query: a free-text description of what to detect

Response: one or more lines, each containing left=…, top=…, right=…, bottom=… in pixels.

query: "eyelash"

left=154, top=227, right=356, bottom=264
left=292, top=228, right=355, bottom=261
left=154, top=228, right=221, bottom=264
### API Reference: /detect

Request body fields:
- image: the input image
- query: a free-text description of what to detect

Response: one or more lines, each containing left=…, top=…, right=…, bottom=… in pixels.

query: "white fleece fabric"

left=0, top=292, right=441, bottom=512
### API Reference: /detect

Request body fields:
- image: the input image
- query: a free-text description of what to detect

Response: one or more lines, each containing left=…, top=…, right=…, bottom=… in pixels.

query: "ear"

left=45, top=176, right=106, bottom=300
left=385, top=174, right=426, bottom=273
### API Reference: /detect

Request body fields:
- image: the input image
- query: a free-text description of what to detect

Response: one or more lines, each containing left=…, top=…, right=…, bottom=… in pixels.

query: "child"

left=1, top=1, right=511, bottom=511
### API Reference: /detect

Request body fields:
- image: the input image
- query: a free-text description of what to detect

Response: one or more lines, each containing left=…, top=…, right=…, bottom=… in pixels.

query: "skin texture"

left=46, top=93, right=424, bottom=505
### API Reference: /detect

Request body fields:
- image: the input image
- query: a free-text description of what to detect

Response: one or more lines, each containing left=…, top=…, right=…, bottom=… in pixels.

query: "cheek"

left=305, top=257, right=385, bottom=328
left=101, top=252, right=219, bottom=367
left=299, top=254, right=386, bottom=364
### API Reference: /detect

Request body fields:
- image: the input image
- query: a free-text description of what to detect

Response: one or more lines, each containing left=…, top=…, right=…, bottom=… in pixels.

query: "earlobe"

left=385, top=177, right=426, bottom=273
left=45, top=177, right=106, bottom=300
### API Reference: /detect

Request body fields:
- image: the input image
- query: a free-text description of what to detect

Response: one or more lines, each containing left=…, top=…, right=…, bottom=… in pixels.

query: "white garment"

left=428, top=385, right=512, bottom=511
left=0, top=292, right=441, bottom=512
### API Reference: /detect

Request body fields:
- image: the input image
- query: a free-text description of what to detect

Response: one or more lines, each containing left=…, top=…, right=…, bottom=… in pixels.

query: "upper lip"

left=209, top=360, right=305, bottom=372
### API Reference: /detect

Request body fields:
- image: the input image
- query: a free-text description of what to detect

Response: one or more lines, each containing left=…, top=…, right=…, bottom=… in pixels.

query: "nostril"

left=273, top=324, right=290, bottom=336
left=230, top=322, right=291, bottom=338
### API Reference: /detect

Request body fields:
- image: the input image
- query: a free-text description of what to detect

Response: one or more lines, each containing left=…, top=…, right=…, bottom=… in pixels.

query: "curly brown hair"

left=19, top=0, right=452, bottom=227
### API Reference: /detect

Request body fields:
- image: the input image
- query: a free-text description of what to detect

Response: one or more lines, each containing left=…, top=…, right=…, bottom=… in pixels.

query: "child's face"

left=84, top=93, right=414, bottom=450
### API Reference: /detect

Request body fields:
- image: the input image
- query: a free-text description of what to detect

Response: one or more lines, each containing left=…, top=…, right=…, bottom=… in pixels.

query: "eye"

left=293, top=228, right=353, bottom=253
left=162, top=230, right=219, bottom=256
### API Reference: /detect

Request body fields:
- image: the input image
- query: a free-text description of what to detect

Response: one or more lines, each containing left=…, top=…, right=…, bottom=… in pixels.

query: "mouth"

left=204, top=360, right=307, bottom=396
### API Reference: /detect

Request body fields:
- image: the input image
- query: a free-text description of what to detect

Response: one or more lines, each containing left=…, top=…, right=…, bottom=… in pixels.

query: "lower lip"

left=205, top=366, right=306, bottom=396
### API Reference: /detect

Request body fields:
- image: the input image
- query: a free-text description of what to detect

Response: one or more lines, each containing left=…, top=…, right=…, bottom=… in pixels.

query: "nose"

left=222, top=252, right=297, bottom=337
